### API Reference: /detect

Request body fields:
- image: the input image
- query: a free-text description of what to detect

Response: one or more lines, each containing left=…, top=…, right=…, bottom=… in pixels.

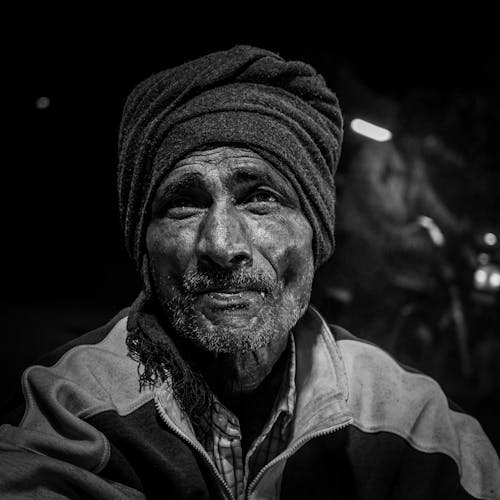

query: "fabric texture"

left=1, top=308, right=499, bottom=499
left=117, top=45, right=343, bottom=272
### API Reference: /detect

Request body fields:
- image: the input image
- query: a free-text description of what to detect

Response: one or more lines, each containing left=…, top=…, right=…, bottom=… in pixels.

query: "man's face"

left=146, top=147, right=314, bottom=354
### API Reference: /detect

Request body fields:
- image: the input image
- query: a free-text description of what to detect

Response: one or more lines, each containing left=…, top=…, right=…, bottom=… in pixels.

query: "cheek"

left=146, top=221, right=197, bottom=282
left=249, top=213, right=314, bottom=286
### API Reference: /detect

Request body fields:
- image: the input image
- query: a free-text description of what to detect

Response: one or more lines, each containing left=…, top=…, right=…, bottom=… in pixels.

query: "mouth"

left=193, top=287, right=266, bottom=310
left=194, top=285, right=264, bottom=295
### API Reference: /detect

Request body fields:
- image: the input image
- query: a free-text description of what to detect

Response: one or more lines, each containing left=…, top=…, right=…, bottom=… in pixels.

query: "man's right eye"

left=162, top=197, right=204, bottom=219
left=170, top=197, right=198, bottom=208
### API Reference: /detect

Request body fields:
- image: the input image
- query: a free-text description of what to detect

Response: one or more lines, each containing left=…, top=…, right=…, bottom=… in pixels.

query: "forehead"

left=175, top=146, right=265, bottom=169
left=161, top=146, right=292, bottom=190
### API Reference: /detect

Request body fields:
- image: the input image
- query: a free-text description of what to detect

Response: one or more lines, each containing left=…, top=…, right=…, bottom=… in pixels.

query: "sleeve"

left=0, top=362, right=146, bottom=499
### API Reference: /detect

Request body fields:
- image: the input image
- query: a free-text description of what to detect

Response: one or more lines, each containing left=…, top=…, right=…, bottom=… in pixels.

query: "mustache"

left=181, top=268, right=277, bottom=295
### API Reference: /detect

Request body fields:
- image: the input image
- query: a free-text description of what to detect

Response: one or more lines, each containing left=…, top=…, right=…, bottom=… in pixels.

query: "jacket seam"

left=19, top=318, right=138, bottom=427
left=93, top=431, right=111, bottom=474
left=351, top=419, right=461, bottom=467
left=81, top=392, right=154, bottom=421
left=16, top=320, right=127, bottom=476
left=0, top=424, right=111, bottom=474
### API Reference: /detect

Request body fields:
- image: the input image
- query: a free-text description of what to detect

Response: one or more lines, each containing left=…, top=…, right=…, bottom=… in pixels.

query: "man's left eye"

left=244, top=190, right=280, bottom=204
left=241, top=190, right=283, bottom=214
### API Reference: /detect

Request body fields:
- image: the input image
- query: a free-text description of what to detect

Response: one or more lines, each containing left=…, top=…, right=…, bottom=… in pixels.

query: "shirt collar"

left=289, top=305, right=351, bottom=442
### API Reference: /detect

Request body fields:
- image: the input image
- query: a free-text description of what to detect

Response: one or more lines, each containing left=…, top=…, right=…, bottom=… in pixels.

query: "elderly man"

left=1, top=46, right=499, bottom=500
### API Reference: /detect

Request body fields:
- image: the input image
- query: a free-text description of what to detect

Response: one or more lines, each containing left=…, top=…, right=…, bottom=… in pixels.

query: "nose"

left=196, top=201, right=253, bottom=270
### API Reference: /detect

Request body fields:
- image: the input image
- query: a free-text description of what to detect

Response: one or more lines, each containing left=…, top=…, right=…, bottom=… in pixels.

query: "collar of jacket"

left=155, top=306, right=353, bottom=450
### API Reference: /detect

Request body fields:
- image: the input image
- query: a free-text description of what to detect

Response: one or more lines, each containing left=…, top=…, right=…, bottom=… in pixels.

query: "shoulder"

left=330, top=324, right=500, bottom=500
left=3, top=308, right=151, bottom=426
left=35, top=307, right=131, bottom=366
left=330, top=323, right=472, bottom=439
left=0, top=309, right=153, bottom=495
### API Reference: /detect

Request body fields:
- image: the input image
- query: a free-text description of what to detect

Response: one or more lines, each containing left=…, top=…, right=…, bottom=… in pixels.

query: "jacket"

left=1, top=306, right=499, bottom=499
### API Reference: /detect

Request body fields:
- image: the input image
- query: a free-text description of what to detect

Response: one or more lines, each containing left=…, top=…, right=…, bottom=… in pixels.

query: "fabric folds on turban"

left=118, top=45, right=343, bottom=271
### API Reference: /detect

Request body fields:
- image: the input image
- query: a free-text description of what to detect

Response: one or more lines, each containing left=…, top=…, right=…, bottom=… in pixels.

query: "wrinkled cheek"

left=282, top=243, right=315, bottom=316
left=282, top=243, right=314, bottom=286
left=146, top=224, right=195, bottom=290
left=254, top=218, right=314, bottom=290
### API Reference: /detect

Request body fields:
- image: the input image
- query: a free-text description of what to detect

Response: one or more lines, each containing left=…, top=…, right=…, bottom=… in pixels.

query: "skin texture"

left=146, top=146, right=314, bottom=447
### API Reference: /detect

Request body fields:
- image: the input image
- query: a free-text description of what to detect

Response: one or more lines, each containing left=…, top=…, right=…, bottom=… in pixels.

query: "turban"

left=118, top=45, right=343, bottom=271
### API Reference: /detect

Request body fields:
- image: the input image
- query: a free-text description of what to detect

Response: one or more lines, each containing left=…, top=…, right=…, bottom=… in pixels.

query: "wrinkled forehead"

left=156, top=146, right=300, bottom=202
left=172, top=146, right=269, bottom=172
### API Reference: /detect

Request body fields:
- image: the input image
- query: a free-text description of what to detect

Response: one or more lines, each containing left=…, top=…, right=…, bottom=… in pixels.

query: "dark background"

left=2, top=21, right=499, bottom=448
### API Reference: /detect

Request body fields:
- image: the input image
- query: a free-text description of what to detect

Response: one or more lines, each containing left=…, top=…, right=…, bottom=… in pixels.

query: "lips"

left=194, top=285, right=263, bottom=295
left=194, top=288, right=265, bottom=310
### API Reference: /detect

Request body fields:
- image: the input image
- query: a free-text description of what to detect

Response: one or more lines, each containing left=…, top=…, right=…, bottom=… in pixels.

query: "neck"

left=184, top=333, right=290, bottom=407
left=179, top=333, right=291, bottom=452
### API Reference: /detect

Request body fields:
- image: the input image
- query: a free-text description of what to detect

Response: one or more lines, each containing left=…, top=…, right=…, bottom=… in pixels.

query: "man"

left=1, top=46, right=498, bottom=499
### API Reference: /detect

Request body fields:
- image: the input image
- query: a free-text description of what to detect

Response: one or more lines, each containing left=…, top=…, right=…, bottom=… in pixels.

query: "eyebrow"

left=228, top=169, right=278, bottom=190
left=228, top=168, right=297, bottom=202
left=157, top=172, right=204, bottom=201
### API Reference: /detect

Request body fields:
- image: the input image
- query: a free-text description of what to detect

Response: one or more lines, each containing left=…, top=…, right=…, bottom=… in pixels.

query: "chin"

left=163, top=285, right=310, bottom=355
left=167, top=302, right=289, bottom=355
left=187, top=313, right=280, bottom=354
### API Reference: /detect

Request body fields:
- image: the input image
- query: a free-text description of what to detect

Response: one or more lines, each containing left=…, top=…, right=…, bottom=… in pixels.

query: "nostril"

left=197, top=248, right=252, bottom=270
left=230, top=253, right=251, bottom=266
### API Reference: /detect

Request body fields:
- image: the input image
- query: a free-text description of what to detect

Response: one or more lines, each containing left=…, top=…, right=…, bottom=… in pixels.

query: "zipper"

left=154, top=396, right=235, bottom=500
left=247, top=416, right=353, bottom=497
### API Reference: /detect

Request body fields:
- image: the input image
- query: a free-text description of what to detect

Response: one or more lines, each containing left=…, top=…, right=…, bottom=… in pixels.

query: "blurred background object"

left=3, top=23, right=499, bottom=450
left=311, top=62, right=500, bottom=450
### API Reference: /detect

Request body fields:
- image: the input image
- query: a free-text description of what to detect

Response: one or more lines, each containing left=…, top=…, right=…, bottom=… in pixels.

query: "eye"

left=241, top=189, right=282, bottom=214
left=161, top=196, right=206, bottom=219
left=245, top=191, right=279, bottom=203
left=170, top=196, right=198, bottom=208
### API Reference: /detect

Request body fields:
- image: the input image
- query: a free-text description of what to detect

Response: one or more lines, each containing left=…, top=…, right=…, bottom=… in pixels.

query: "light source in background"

left=35, top=97, right=51, bottom=110
left=490, top=271, right=500, bottom=289
left=417, top=216, right=445, bottom=247
left=474, top=265, right=500, bottom=292
left=475, top=269, right=488, bottom=287
left=350, top=118, right=392, bottom=142
left=484, top=232, right=498, bottom=246
left=478, top=252, right=490, bottom=265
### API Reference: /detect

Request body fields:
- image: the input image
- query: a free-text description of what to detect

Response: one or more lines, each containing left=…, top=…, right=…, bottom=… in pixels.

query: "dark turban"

left=118, top=45, right=343, bottom=273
